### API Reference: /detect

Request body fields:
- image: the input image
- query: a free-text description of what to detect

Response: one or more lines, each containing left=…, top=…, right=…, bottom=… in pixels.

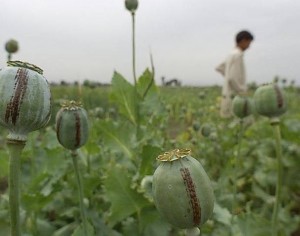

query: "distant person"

left=215, top=30, right=254, bottom=118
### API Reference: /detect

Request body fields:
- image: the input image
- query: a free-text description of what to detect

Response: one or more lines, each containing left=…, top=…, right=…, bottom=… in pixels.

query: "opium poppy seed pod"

left=125, top=0, right=138, bottom=12
left=152, top=149, right=214, bottom=229
left=192, top=121, right=201, bottom=131
left=201, top=123, right=211, bottom=137
left=253, top=83, right=287, bottom=118
left=5, top=39, right=19, bottom=54
left=56, top=101, right=89, bottom=150
left=0, top=61, right=51, bottom=141
left=232, top=95, right=253, bottom=119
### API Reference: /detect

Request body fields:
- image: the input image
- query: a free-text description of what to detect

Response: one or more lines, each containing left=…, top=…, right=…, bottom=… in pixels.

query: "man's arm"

left=215, top=62, right=225, bottom=76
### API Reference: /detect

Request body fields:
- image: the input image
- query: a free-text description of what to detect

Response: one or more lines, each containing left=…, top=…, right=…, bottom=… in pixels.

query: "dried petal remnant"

left=157, top=148, right=191, bottom=162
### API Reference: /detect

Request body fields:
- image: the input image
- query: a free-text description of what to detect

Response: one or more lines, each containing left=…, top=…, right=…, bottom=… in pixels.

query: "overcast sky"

left=1, top=0, right=300, bottom=86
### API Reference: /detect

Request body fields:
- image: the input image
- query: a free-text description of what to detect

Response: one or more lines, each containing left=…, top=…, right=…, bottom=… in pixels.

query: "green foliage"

left=110, top=72, right=138, bottom=125
left=103, top=163, right=150, bottom=226
left=0, top=78, right=299, bottom=235
left=72, top=221, right=95, bottom=236
left=139, top=145, right=162, bottom=176
left=97, top=120, right=136, bottom=159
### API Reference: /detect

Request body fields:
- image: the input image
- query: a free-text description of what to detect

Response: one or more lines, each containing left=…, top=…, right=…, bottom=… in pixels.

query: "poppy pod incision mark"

left=274, top=84, right=284, bottom=108
left=5, top=68, right=29, bottom=125
left=180, top=167, right=201, bottom=225
left=74, top=111, right=81, bottom=148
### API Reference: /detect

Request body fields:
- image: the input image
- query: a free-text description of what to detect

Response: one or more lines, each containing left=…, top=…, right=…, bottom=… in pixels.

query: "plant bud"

left=0, top=61, right=51, bottom=141
left=125, top=0, right=138, bottom=12
left=5, top=39, right=19, bottom=54
left=152, top=149, right=214, bottom=229
left=56, top=101, right=89, bottom=150
left=141, top=175, right=153, bottom=200
left=253, top=83, right=287, bottom=118
left=232, top=95, right=253, bottom=119
left=141, top=175, right=153, bottom=191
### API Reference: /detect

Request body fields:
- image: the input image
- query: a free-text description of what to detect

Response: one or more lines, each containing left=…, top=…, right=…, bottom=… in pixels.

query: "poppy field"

left=0, top=73, right=300, bottom=236
left=1, top=0, right=300, bottom=235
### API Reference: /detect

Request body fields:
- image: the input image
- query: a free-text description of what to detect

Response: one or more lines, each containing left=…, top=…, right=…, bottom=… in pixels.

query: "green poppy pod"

left=152, top=149, right=214, bottom=229
left=0, top=61, right=51, bottom=141
left=201, top=124, right=211, bottom=137
left=94, top=107, right=105, bottom=118
left=5, top=39, right=19, bottom=54
left=232, top=95, right=253, bottom=119
left=192, top=121, right=201, bottom=131
left=56, top=101, right=89, bottom=150
left=253, top=83, right=287, bottom=118
left=125, top=0, right=138, bottom=12
left=198, top=91, right=206, bottom=100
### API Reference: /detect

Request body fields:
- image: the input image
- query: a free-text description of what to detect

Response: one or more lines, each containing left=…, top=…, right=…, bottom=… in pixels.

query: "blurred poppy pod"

left=125, top=0, right=138, bottom=12
left=152, top=149, right=214, bottom=229
left=253, top=83, right=287, bottom=118
left=56, top=101, right=89, bottom=150
left=5, top=39, right=19, bottom=54
left=232, top=95, right=253, bottom=119
left=198, top=91, right=206, bottom=99
left=201, top=123, right=211, bottom=137
left=0, top=61, right=51, bottom=141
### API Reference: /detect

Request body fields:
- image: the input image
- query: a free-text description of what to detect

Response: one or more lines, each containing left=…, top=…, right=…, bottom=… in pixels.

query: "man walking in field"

left=216, top=30, right=254, bottom=118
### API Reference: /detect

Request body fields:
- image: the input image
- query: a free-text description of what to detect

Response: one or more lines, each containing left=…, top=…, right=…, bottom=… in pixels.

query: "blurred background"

left=1, top=0, right=299, bottom=86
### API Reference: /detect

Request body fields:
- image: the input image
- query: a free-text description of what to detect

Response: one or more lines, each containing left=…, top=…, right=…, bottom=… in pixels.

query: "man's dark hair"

left=236, top=30, right=254, bottom=43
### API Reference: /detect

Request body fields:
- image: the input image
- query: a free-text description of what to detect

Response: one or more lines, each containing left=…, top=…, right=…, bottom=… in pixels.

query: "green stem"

left=131, top=12, right=137, bottom=85
left=71, top=151, right=88, bottom=236
left=232, top=119, right=244, bottom=215
left=131, top=11, right=141, bottom=146
left=8, top=53, right=12, bottom=61
left=86, top=154, right=91, bottom=174
left=7, top=139, right=26, bottom=236
left=271, top=120, right=283, bottom=236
